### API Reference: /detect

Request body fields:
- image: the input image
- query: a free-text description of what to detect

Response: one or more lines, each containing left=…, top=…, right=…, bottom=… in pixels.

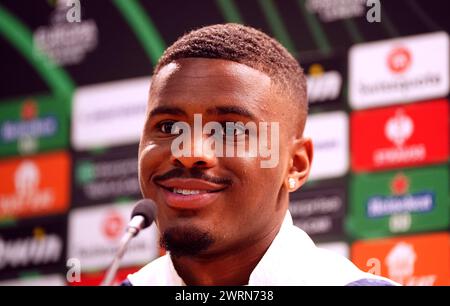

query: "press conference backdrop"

left=0, top=0, right=449, bottom=286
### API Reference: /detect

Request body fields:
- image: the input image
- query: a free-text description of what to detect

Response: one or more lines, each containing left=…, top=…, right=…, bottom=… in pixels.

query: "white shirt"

left=127, top=211, right=396, bottom=286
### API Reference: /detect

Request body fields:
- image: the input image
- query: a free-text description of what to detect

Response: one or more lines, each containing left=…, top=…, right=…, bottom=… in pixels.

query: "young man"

left=124, top=23, right=396, bottom=286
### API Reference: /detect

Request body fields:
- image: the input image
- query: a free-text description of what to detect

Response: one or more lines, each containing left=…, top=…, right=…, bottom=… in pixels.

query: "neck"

left=171, top=219, right=284, bottom=286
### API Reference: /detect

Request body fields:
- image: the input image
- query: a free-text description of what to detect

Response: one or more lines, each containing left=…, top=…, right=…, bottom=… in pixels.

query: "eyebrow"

left=206, top=106, right=256, bottom=120
left=148, top=106, right=187, bottom=117
left=148, top=105, right=257, bottom=120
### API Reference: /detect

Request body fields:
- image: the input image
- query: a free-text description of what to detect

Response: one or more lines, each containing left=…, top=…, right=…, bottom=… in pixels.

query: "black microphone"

left=128, top=199, right=158, bottom=236
left=101, top=199, right=157, bottom=286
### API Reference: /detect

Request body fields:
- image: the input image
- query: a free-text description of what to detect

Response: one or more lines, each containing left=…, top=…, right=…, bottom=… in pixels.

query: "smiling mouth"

left=157, top=185, right=226, bottom=195
left=154, top=178, right=229, bottom=209
left=155, top=178, right=229, bottom=194
left=163, top=187, right=222, bottom=195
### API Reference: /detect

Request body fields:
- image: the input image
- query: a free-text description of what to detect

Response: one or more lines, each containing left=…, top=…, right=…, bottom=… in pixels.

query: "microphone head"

left=131, top=199, right=157, bottom=229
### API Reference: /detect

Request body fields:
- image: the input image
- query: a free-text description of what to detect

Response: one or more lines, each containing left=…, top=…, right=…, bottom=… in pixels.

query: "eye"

left=157, top=121, right=181, bottom=134
left=222, top=122, right=247, bottom=137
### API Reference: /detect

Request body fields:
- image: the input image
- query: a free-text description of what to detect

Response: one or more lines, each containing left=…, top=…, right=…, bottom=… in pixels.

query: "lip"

left=155, top=178, right=228, bottom=210
left=156, top=178, right=227, bottom=191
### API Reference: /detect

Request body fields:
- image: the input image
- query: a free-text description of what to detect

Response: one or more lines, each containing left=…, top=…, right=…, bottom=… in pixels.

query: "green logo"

left=76, top=161, right=95, bottom=184
left=0, top=96, right=68, bottom=157
left=347, top=165, right=449, bottom=239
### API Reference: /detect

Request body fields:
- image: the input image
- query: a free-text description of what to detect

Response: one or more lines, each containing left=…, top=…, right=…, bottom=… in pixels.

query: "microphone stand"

left=101, top=215, right=145, bottom=286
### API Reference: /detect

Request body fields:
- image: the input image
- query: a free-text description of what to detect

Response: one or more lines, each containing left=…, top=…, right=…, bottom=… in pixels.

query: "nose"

left=170, top=135, right=218, bottom=169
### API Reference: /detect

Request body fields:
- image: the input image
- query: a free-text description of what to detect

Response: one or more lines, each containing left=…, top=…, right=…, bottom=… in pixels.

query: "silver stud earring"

left=288, top=178, right=296, bottom=190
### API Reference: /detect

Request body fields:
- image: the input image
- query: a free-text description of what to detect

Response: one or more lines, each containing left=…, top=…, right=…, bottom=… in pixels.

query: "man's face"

left=139, top=58, right=297, bottom=257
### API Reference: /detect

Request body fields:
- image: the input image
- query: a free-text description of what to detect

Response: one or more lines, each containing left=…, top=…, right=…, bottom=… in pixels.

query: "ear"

left=285, top=137, right=313, bottom=192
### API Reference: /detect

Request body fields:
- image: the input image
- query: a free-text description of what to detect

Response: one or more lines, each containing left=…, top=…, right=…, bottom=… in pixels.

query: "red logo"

left=21, top=100, right=38, bottom=121
left=391, top=173, right=409, bottom=195
left=351, top=99, right=449, bottom=172
left=388, top=47, right=412, bottom=74
left=102, top=211, right=124, bottom=240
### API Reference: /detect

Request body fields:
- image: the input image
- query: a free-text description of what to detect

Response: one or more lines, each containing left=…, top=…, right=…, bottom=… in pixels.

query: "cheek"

left=139, top=142, right=174, bottom=231
left=138, top=142, right=169, bottom=196
left=223, top=157, right=284, bottom=202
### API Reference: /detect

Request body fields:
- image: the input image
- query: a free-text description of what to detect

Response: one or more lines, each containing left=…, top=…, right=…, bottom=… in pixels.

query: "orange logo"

left=387, top=47, right=412, bottom=74
left=352, top=233, right=450, bottom=286
left=0, top=151, right=70, bottom=220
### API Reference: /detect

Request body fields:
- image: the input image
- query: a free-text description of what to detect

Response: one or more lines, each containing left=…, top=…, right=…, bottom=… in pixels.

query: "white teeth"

left=173, top=188, right=203, bottom=195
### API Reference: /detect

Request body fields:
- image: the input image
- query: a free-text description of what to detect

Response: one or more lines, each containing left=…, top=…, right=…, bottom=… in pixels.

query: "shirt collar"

left=167, top=210, right=314, bottom=286
left=248, top=210, right=315, bottom=285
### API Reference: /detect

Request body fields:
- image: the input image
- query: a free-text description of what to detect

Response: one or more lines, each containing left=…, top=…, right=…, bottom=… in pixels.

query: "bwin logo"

left=0, top=230, right=62, bottom=269
left=306, top=64, right=342, bottom=104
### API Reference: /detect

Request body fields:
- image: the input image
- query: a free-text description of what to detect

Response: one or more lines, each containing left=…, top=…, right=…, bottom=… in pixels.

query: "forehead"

left=149, top=58, right=274, bottom=116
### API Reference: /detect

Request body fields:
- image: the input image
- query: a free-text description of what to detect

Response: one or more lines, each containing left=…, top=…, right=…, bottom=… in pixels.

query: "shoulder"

left=309, top=247, right=398, bottom=285
left=278, top=226, right=398, bottom=285
left=346, top=278, right=398, bottom=286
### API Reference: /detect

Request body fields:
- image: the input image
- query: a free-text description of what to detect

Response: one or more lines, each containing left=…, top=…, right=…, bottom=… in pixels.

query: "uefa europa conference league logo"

left=167, top=114, right=280, bottom=169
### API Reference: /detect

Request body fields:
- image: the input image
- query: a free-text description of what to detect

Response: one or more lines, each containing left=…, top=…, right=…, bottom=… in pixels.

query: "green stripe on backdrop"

left=215, top=0, right=244, bottom=24
left=113, top=0, right=166, bottom=66
left=258, top=0, right=296, bottom=54
left=343, top=6, right=400, bottom=43
left=0, top=5, right=74, bottom=101
left=380, top=5, right=400, bottom=37
left=296, top=0, right=332, bottom=56
left=343, top=18, right=364, bottom=44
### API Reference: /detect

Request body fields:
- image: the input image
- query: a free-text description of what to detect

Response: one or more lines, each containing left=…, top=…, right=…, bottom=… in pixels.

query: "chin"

left=160, top=224, right=215, bottom=258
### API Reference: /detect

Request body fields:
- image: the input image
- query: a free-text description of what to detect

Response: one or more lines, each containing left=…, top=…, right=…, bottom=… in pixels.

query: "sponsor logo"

left=72, top=78, right=150, bottom=150
left=304, top=111, right=348, bottom=180
left=75, top=158, right=139, bottom=201
left=0, top=152, right=70, bottom=219
left=385, top=242, right=436, bottom=285
left=33, top=0, right=98, bottom=66
left=373, top=110, right=426, bottom=167
left=0, top=97, right=69, bottom=157
left=387, top=47, right=411, bottom=74
left=351, top=100, right=449, bottom=171
left=290, top=195, right=342, bottom=217
left=352, top=233, right=450, bottom=285
left=0, top=227, right=63, bottom=271
left=391, top=173, right=409, bottom=195
left=306, top=64, right=342, bottom=104
left=367, top=173, right=434, bottom=219
left=102, top=211, right=125, bottom=241
left=306, top=0, right=367, bottom=22
left=350, top=32, right=449, bottom=109
left=68, top=202, right=159, bottom=271
left=72, top=146, right=141, bottom=206
left=385, top=110, right=413, bottom=147
left=367, top=193, right=433, bottom=230
left=290, top=186, right=346, bottom=237
left=0, top=100, right=58, bottom=155
left=349, top=166, right=448, bottom=238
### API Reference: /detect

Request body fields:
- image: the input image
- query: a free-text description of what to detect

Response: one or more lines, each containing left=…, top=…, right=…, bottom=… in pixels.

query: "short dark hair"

left=154, top=23, right=307, bottom=120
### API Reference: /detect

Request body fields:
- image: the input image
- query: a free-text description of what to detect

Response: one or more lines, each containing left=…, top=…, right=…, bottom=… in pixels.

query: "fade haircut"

left=153, top=23, right=308, bottom=124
